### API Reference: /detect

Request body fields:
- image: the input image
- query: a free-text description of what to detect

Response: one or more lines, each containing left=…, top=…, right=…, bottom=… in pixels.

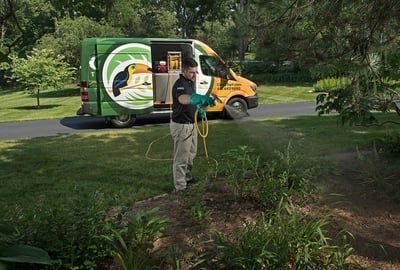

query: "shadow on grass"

left=1, top=86, right=79, bottom=97
left=0, top=126, right=175, bottom=210
left=0, top=86, right=21, bottom=95
left=14, top=104, right=61, bottom=110
left=60, top=114, right=172, bottom=130
left=40, top=88, right=79, bottom=98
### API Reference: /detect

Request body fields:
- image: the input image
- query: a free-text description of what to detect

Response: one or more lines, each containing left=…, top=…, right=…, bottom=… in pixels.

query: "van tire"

left=110, top=114, right=136, bottom=128
left=225, top=97, right=248, bottom=119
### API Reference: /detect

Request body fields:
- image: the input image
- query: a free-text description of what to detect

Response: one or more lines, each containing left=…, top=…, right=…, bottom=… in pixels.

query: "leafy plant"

left=272, top=141, right=314, bottom=191
left=103, top=227, right=150, bottom=270
left=313, top=77, right=352, bottom=93
left=220, top=145, right=260, bottom=179
left=103, top=207, right=171, bottom=270
left=219, top=143, right=317, bottom=208
left=4, top=187, right=119, bottom=270
left=127, top=207, right=171, bottom=249
left=211, top=199, right=355, bottom=269
left=0, top=222, right=52, bottom=269
left=184, top=201, right=213, bottom=224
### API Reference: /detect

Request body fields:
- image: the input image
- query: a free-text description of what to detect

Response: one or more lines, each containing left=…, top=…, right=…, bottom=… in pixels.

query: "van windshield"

left=199, top=55, right=233, bottom=80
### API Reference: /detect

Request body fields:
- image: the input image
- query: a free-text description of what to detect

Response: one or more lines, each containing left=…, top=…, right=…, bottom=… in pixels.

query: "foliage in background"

left=231, top=61, right=313, bottom=85
left=252, top=1, right=400, bottom=124
left=6, top=48, right=75, bottom=108
left=253, top=1, right=400, bottom=74
left=195, top=19, right=237, bottom=60
left=37, top=16, right=123, bottom=69
left=316, top=66, right=400, bottom=126
left=108, top=0, right=178, bottom=39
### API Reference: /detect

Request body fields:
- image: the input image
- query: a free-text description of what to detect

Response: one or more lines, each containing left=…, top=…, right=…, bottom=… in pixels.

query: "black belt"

left=173, top=120, right=194, bottom=124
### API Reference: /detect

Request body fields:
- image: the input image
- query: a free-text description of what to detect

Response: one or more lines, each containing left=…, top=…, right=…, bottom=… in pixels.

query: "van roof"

left=82, top=37, right=195, bottom=45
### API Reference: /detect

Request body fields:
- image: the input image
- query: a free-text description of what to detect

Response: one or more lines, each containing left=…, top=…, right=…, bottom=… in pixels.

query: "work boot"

left=187, top=176, right=199, bottom=185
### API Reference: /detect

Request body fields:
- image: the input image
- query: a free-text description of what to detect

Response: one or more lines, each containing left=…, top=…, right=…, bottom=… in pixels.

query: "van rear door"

left=97, top=41, right=154, bottom=116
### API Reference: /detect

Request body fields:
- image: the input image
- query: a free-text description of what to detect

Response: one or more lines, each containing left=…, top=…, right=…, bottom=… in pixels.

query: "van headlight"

left=251, top=83, right=257, bottom=92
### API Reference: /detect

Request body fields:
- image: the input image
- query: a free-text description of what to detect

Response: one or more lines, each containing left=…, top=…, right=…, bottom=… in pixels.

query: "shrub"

left=376, top=131, right=400, bottom=155
left=3, top=187, right=122, bottom=270
left=313, top=77, right=352, bottom=93
left=231, top=61, right=313, bottom=84
left=10, top=48, right=76, bottom=108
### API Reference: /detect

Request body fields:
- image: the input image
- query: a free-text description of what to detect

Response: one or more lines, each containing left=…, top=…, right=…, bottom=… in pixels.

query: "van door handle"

left=142, top=82, right=151, bottom=86
left=200, top=81, right=208, bottom=85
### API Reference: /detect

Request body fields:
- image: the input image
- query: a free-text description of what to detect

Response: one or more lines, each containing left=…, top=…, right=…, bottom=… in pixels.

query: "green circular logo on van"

left=102, top=43, right=153, bottom=110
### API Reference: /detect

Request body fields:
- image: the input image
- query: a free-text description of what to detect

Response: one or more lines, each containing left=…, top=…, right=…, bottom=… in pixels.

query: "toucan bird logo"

left=111, top=63, right=152, bottom=96
left=102, top=43, right=153, bottom=110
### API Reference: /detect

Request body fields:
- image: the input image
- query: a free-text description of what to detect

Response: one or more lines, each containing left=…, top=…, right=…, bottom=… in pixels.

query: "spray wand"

left=209, top=93, right=223, bottom=104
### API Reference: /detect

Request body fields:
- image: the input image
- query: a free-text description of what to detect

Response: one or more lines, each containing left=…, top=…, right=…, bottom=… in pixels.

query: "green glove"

left=190, top=93, right=216, bottom=107
left=197, top=106, right=207, bottom=119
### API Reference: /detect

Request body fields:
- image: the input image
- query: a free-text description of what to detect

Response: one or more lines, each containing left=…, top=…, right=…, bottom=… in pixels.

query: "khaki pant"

left=170, top=121, right=198, bottom=191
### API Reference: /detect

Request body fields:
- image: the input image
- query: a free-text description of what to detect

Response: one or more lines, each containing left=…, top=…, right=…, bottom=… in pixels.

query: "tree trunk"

left=0, top=24, right=5, bottom=48
left=53, top=16, right=59, bottom=36
left=238, top=0, right=246, bottom=61
left=36, top=90, right=40, bottom=109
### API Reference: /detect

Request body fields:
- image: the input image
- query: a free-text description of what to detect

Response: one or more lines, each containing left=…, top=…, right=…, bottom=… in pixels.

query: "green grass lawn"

left=1, top=83, right=399, bottom=214
left=257, top=83, right=318, bottom=104
left=0, top=86, right=80, bottom=123
left=1, top=111, right=399, bottom=213
left=1, top=83, right=399, bottom=270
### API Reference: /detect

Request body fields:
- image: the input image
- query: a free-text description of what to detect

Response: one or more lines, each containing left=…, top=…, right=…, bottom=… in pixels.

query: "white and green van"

left=77, top=38, right=258, bottom=127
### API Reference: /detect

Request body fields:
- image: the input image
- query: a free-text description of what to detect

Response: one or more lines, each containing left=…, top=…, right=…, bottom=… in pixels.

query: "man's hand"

left=197, top=106, right=207, bottom=119
left=190, top=93, right=216, bottom=107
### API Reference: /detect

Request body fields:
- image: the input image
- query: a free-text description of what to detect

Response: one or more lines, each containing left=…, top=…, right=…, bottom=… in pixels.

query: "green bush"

left=231, top=61, right=313, bottom=84
left=313, top=77, right=352, bottom=92
left=376, top=131, right=400, bottom=155
left=9, top=48, right=76, bottom=109
left=3, top=187, right=123, bottom=270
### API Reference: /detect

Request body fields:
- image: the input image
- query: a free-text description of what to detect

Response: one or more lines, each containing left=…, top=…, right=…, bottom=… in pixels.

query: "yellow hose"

left=146, top=108, right=218, bottom=179
left=194, top=109, right=209, bottom=160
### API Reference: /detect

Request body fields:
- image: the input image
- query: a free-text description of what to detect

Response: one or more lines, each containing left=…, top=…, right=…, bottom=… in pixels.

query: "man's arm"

left=178, top=93, right=216, bottom=107
left=177, top=94, right=191, bottom=105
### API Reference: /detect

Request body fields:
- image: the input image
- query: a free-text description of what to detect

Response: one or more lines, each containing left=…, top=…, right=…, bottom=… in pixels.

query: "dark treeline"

left=1, top=0, right=399, bottom=84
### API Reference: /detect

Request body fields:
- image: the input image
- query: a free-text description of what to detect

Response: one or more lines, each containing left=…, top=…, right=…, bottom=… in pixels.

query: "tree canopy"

left=1, top=0, right=400, bottom=123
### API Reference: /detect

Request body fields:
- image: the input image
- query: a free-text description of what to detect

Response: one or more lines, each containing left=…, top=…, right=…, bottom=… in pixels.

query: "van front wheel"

left=225, top=98, right=249, bottom=119
left=110, top=114, right=136, bottom=128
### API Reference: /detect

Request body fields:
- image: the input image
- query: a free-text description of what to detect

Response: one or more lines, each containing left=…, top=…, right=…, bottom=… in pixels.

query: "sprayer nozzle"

left=209, top=93, right=223, bottom=103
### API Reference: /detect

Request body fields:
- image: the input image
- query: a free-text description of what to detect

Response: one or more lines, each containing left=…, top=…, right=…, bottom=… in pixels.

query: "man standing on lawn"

left=170, top=58, right=215, bottom=192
